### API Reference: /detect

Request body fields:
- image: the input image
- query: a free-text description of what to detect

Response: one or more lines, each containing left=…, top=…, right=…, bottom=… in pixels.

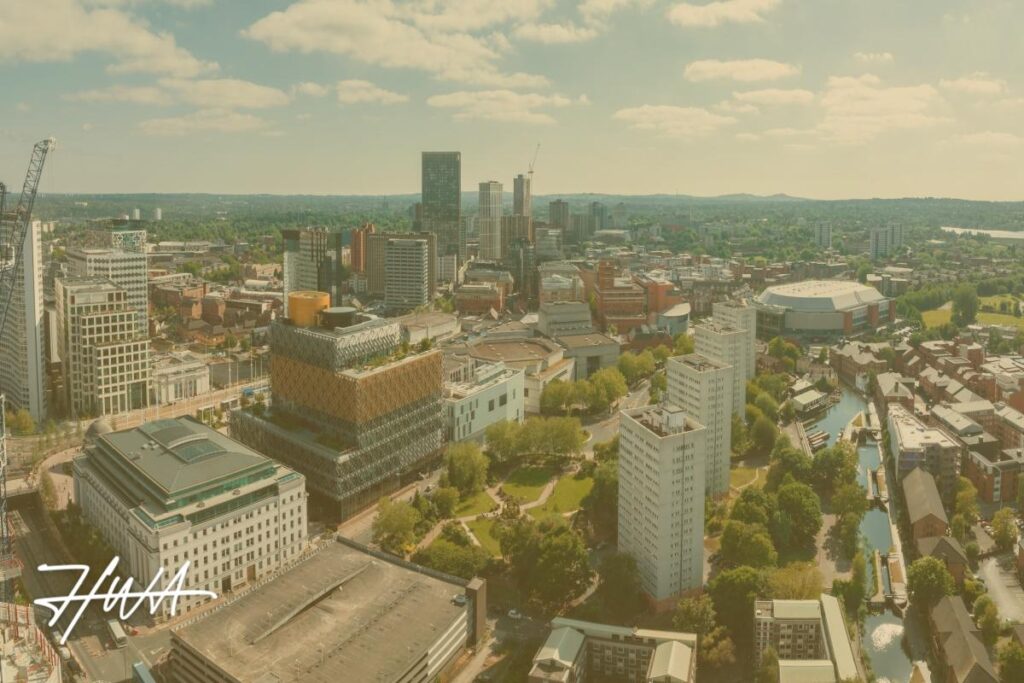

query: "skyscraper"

left=478, top=181, right=503, bottom=261
left=0, top=220, right=46, bottom=421
left=366, top=231, right=436, bottom=299
left=618, top=404, right=706, bottom=603
left=421, top=152, right=463, bottom=262
left=589, top=201, right=609, bottom=231
left=281, top=227, right=346, bottom=312
left=384, top=238, right=431, bottom=311
left=513, top=173, right=531, bottom=217
left=694, top=321, right=747, bottom=417
left=67, top=228, right=149, bottom=335
left=548, top=200, right=570, bottom=231
left=350, top=222, right=375, bottom=274
left=712, top=300, right=757, bottom=381
left=667, top=354, right=734, bottom=497
left=815, top=222, right=832, bottom=250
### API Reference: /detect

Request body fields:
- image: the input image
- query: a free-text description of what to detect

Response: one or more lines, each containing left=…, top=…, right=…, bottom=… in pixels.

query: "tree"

left=540, top=380, right=573, bottom=415
left=812, top=442, right=858, bottom=495
left=906, top=556, right=954, bottom=609
left=544, top=417, right=586, bottom=459
left=768, top=562, right=824, bottom=600
left=586, top=459, right=620, bottom=538
left=973, top=595, right=1000, bottom=646
left=598, top=553, right=644, bottom=620
left=730, top=488, right=777, bottom=528
left=965, top=541, right=980, bottom=567
left=1017, top=478, right=1024, bottom=511
left=652, top=344, right=672, bottom=364
left=731, top=412, right=748, bottom=454
left=674, top=333, right=695, bottom=356
left=674, top=594, right=716, bottom=636
left=700, top=627, right=736, bottom=670
left=750, top=415, right=779, bottom=454
left=432, top=487, right=460, bottom=518
left=756, top=648, right=780, bottom=683
left=956, top=477, right=980, bottom=525
left=766, top=442, right=812, bottom=490
left=445, top=443, right=489, bottom=497
left=951, top=513, right=969, bottom=545
left=588, top=367, right=628, bottom=413
left=708, top=566, right=768, bottom=642
left=485, top=420, right=522, bottom=463
left=952, top=283, right=980, bottom=325
left=779, top=400, right=796, bottom=423
left=618, top=353, right=642, bottom=385
left=992, top=507, right=1019, bottom=552
left=411, top=538, right=490, bottom=579
left=721, top=520, right=778, bottom=568
left=372, top=498, right=422, bottom=555
left=6, top=409, right=36, bottom=436
left=528, top=518, right=594, bottom=609
left=773, top=481, right=822, bottom=550
left=998, top=642, right=1024, bottom=683
left=754, top=393, right=779, bottom=421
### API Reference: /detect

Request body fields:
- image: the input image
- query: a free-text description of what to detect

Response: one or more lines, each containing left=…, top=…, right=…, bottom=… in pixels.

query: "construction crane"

left=528, top=142, right=541, bottom=180
left=0, top=138, right=56, bottom=604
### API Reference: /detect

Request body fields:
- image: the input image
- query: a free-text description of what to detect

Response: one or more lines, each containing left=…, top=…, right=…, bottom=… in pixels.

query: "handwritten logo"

left=34, top=557, right=217, bottom=644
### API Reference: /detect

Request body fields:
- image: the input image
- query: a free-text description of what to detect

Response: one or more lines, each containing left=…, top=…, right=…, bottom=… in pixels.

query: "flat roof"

left=819, top=594, right=857, bottom=681
left=469, top=337, right=560, bottom=364
left=757, top=280, right=885, bottom=312
left=778, top=660, right=837, bottom=683
left=173, top=541, right=467, bottom=683
left=669, top=353, right=731, bottom=373
left=555, top=333, right=619, bottom=349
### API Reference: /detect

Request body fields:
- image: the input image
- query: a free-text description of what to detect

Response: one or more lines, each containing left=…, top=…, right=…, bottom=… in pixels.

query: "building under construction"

left=231, top=293, right=444, bottom=520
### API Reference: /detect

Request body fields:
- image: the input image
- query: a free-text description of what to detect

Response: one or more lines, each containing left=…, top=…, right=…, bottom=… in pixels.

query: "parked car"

left=507, top=609, right=523, bottom=620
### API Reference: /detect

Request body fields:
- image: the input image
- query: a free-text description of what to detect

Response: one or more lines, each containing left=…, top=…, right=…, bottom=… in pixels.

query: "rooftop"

left=888, top=404, right=959, bottom=452
left=469, top=337, right=561, bottom=364
left=757, top=280, right=885, bottom=312
left=756, top=599, right=822, bottom=621
left=669, top=353, right=731, bottom=374
left=555, top=333, right=619, bottom=349
left=902, top=468, right=948, bottom=526
left=778, top=660, right=837, bottom=683
left=172, top=541, right=467, bottom=683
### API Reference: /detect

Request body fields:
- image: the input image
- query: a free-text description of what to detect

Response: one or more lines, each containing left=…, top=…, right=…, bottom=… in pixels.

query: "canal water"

left=808, top=387, right=932, bottom=683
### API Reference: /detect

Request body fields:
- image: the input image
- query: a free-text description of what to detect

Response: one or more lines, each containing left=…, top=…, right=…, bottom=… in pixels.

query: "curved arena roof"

left=756, top=280, right=885, bottom=313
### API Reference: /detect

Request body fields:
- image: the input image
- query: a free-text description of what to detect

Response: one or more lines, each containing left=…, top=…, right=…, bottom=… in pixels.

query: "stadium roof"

left=756, top=280, right=885, bottom=312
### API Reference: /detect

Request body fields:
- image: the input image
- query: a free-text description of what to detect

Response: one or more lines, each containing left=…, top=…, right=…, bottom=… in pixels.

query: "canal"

left=808, top=386, right=932, bottom=683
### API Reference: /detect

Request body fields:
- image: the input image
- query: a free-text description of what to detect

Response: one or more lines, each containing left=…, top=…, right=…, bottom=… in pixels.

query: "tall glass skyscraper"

left=421, top=152, right=463, bottom=262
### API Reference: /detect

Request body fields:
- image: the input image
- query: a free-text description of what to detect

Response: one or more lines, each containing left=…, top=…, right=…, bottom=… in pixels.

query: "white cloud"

left=818, top=74, right=948, bottom=144
left=427, top=90, right=573, bottom=124
left=0, top=0, right=217, bottom=77
left=763, top=127, right=808, bottom=137
left=400, top=0, right=552, bottom=33
left=292, top=82, right=329, bottom=97
left=735, top=132, right=760, bottom=141
left=684, top=59, right=799, bottom=82
left=81, top=122, right=95, bottom=131
left=138, top=108, right=268, bottom=135
left=733, top=88, right=814, bottom=105
left=949, top=131, right=1024, bottom=147
left=716, top=100, right=759, bottom=114
left=16, top=102, right=31, bottom=112
left=337, top=80, right=408, bottom=104
left=160, top=78, right=291, bottom=108
left=940, top=72, right=1007, bottom=95
left=514, top=22, right=599, bottom=43
left=580, top=0, right=653, bottom=26
left=612, top=105, right=736, bottom=137
left=667, top=0, right=781, bottom=28
left=243, top=0, right=548, bottom=88
left=65, top=85, right=173, bottom=105
left=854, top=51, right=894, bottom=65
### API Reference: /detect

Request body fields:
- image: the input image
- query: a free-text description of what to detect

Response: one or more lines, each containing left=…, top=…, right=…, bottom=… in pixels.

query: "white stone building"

left=445, top=361, right=525, bottom=441
left=694, top=321, right=747, bottom=417
left=152, top=352, right=211, bottom=405
left=0, top=220, right=46, bottom=421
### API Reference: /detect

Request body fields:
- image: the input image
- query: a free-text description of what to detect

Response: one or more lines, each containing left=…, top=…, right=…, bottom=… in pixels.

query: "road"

left=583, top=379, right=650, bottom=454
left=978, top=554, right=1024, bottom=622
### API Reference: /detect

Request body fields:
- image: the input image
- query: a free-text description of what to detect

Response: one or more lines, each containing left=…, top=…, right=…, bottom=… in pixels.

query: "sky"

left=2, top=0, right=1024, bottom=199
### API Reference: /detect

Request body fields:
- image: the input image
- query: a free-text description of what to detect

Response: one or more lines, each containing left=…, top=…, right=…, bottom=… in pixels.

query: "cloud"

left=667, top=0, right=781, bottom=28
left=65, top=85, right=173, bottom=105
left=949, top=131, right=1024, bottom=147
left=16, top=102, right=31, bottom=113
left=854, top=51, right=894, bottom=64
left=138, top=108, right=268, bottom=135
left=818, top=74, right=948, bottom=144
left=0, top=0, right=217, bottom=77
left=159, top=78, right=291, bottom=108
left=337, top=80, right=408, bottom=104
left=716, top=100, right=759, bottom=114
left=427, top=90, right=573, bottom=124
left=684, top=59, right=799, bottom=82
left=735, top=132, right=760, bottom=141
left=612, top=105, right=736, bottom=137
left=580, top=0, right=654, bottom=26
left=243, top=0, right=548, bottom=88
left=292, top=82, right=329, bottom=97
left=939, top=72, right=1007, bottom=95
left=514, top=22, right=599, bottom=43
left=733, top=88, right=814, bottom=105
left=400, top=0, right=552, bottom=33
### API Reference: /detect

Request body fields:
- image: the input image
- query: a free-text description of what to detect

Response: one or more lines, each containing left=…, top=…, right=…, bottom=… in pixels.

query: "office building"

left=618, top=404, right=706, bottom=604
left=557, top=333, right=620, bottom=381
left=507, top=240, right=538, bottom=310
left=478, top=181, right=503, bottom=261
left=888, top=404, right=961, bottom=505
left=422, top=151, right=463, bottom=262
left=171, top=539, right=481, bottom=683
left=870, top=223, right=903, bottom=261
left=548, top=199, right=570, bottom=231
left=513, top=173, right=531, bottom=217
left=68, top=230, right=149, bottom=334
left=74, top=416, right=306, bottom=617
left=350, top=222, right=375, bottom=274
left=500, top=214, right=533, bottom=256
left=445, top=360, right=525, bottom=441
left=815, top=222, right=832, bottom=250
left=535, top=226, right=563, bottom=261
left=151, top=352, right=210, bottom=405
left=589, top=202, right=609, bottom=231
left=365, top=230, right=437, bottom=299
left=460, top=337, right=574, bottom=414
left=529, top=618, right=696, bottom=683
left=281, top=227, right=346, bottom=311
left=0, top=219, right=46, bottom=421
left=231, top=300, right=444, bottom=519
left=667, top=354, right=734, bottom=497
left=55, top=278, right=151, bottom=417
left=384, top=237, right=431, bottom=312
left=712, top=299, right=757, bottom=381
left=537, top=301, right=594, bottom=338
left=568, top=214, right=597, bottom=245
left=694, top=321, right=747, bottom=416
left=753, top=594, right=859, bottom=682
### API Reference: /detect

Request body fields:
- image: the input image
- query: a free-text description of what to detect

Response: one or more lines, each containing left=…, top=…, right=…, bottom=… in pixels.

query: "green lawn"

left=528, top=474, right=594, bottom=519
left=454, top=490, right=497, bottom=517
left=978, top=311, right=1024, bottom=331
left=729, top=467, right=760, bottom=490
left=502, top=465, right=557, bottom=503
left=466, top=518, right=502, bottom=557
left=922, top=306, right=952, bottom=328
left=980, top=294, right=1020, bottom=309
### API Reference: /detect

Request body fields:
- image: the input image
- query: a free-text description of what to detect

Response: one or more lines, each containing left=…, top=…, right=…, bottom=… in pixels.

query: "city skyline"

left=1, top=2, right=1024, bottom=199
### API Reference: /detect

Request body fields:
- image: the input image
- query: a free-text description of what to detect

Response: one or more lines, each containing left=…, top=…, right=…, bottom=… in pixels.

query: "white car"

left=507, top=609, right=523, bottom=620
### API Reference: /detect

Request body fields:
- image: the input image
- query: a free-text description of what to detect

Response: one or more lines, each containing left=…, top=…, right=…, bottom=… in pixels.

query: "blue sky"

left=2, top=0, right=1024, bottom=199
